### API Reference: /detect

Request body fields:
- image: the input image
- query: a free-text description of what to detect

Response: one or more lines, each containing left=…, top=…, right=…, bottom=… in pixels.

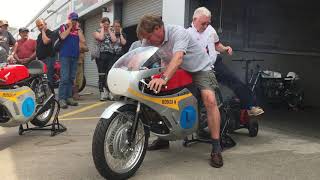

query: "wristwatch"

left=160, top=74, right=169, bottom=83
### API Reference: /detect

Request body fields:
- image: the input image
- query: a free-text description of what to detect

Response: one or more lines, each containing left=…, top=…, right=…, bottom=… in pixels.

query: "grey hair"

left=193, top=7, right=211, bottom=19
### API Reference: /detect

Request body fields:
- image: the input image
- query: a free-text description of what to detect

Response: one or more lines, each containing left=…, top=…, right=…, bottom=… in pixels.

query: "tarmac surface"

left=1, top=86, right=320, bottom=180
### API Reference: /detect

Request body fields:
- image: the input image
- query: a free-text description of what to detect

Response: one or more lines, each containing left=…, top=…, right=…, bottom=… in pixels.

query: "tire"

left=30, top=79, right=55, bottom=127
left=92, top=105, right=149, bottom=180
left=248, top=120, right=259, bottom=137
left=287, top=89, right=304, bottom=109
left=78, top=75, right=86, bottom=93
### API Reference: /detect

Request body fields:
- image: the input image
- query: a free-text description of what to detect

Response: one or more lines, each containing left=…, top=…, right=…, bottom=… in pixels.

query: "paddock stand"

left=183, top=118, right=236, bottom=150
left=18, top=95, right=67, bottom=136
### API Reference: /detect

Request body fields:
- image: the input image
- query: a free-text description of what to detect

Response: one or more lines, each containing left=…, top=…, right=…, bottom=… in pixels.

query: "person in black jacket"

left=35, top=18, right=55, bottom=89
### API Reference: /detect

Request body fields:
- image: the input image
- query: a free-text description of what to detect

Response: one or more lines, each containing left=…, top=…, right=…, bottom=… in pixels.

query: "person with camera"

left=93, top=17, right=117, bottom=101
left=57, top=12, right=84, bottom=109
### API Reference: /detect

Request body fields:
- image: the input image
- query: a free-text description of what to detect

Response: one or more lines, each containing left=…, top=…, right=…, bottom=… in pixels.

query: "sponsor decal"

left=21, top=97, right=35, bottom=118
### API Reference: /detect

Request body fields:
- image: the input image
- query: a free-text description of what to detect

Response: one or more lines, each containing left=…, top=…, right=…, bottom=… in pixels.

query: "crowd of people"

left=1, top=7, right=265, bottom=168
left=0, top=12, right=128, bottom=108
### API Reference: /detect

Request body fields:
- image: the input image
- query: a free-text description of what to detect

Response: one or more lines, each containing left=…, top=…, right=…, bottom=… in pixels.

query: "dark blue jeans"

left=41, top=56, right=55, bottom=86
left=214, top=55, right=255, bottom=109
left=58, top=56, right=78, bottom=100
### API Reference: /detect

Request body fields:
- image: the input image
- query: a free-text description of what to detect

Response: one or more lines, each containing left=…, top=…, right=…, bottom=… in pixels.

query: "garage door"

left=84, top=14, right=101, bottom=87
left=122, top=0, right=162, bottom=28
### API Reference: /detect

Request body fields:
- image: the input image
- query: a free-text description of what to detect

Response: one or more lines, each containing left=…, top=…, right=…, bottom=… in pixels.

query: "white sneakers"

left=100, top=88, right=114, bottom=101
left=248, top=106, right=264, bottom=116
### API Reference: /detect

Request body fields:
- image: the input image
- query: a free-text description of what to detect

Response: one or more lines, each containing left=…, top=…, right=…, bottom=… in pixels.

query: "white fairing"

left=108, top=68, right=131, bottom=95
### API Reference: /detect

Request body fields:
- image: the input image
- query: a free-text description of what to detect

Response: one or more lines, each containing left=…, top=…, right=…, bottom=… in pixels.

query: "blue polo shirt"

left=59, top=25, right=80, bottom=58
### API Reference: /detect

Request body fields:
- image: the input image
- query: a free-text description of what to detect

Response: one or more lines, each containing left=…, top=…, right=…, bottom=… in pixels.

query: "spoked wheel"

left=92, top=106, right=149, bottom=180
left=30, top=79, right=55, bottom=127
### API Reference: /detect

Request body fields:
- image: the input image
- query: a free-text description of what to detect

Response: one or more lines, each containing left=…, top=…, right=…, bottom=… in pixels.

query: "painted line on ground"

left=59, top=102, right=106, bottom=119
left=59, top=116, right=100, bottom=121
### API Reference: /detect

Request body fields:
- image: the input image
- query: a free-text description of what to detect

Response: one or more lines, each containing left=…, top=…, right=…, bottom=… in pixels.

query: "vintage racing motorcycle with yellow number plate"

left=0, top=60, right=55, bottom=130
left=92, top=47, right=258, bottom=179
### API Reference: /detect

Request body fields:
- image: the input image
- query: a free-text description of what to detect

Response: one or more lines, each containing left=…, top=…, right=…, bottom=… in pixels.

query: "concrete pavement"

left=1, top=86, right=320, bottom=180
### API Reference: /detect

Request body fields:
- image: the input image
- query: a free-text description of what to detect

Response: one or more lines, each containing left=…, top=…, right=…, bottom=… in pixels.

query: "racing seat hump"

left=153, top=69, right=193, bottom=91
left=28, top=60, right=47, bottom=75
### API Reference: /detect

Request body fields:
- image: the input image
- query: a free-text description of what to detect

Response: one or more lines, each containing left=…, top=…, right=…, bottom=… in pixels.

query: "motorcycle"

left=92, top=47, right=258, bottom=179
left=53, top=60, right=86, bottom=92
left=259, top=70, right=304, bottom=108
left=0, top=60, right=55, bottom=129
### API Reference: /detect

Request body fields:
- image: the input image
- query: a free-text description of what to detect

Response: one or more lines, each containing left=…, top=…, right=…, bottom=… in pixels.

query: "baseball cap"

left=68, top=12, right=79, bottom=20
left=19, top=27, right=29, bottom=33
left=0, top=20, right=8, bottom=26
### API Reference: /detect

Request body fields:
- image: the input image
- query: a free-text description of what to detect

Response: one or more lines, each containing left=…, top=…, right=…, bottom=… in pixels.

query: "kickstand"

left=18, top=99, right=67, bottom=136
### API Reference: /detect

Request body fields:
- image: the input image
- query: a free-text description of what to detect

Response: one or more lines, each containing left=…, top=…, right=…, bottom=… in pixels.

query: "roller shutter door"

left=122, top=0, right=163, bottom=28
left=84, top=14, right=101, bottom=87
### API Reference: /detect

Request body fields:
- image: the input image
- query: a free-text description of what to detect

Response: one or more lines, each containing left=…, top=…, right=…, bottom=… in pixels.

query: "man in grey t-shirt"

left=137, top=15, right=223, bottom=168
left=0, top=20, right=16, bottom=62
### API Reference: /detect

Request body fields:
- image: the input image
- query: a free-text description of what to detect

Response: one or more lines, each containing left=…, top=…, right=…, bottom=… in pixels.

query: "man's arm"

left=119, top=30, right=127, bottom=46
left=59, top=22, right=72, bottom=40
left=41, top=29, right=51, bottom=45
left=148, top=51, right=183, bottom=93
left=215, top=42, right=233, bottom=55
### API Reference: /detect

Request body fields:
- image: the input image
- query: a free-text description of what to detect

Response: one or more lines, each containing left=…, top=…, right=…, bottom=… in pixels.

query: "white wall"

left=162, top=0, right=185, bottom=26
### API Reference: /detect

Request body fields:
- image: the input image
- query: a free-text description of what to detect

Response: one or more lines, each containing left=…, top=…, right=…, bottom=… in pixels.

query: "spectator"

left=12, top=27, right=36, bottom=65
left=0, top=20, right=16, bottom=62
left=73, top=28, right=88, bottom=100
left=93, top=17, right=116, bottom=101
left=187, top=7, right=264, bottom=116
left=58, top=12, right=83, bottom=109
left=35, top=18, right=55, bottom=90
left=113, top=20, right=127, bottom=58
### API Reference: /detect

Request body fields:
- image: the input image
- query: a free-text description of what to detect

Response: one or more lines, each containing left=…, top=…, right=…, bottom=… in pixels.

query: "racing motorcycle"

left=0, top=60, right=55, bottom=129
left=92, top=47, right=258, bottom=180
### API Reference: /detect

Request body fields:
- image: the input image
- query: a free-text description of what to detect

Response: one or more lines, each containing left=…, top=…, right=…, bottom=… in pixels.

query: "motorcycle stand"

left=183, top=133, right=236, bottom=150
left=18, top=98, right=67, bottom=136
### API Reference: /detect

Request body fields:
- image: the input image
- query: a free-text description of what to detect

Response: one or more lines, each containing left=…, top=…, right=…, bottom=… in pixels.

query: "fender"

left=100, top=101, right=136, bottom=119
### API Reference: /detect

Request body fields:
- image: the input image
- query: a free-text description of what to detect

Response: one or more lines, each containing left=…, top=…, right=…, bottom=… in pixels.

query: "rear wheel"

left=30, top=79, right=55, bottom=127
left=92, top=106, right=149, bottom=180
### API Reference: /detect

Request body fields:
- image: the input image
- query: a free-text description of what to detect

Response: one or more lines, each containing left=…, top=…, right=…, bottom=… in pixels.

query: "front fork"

left=128, top=101, right=141, bottom=147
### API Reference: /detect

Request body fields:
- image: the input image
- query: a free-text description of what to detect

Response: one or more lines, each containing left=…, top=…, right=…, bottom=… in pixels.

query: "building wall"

left=197, top=0, right=320, bottom=107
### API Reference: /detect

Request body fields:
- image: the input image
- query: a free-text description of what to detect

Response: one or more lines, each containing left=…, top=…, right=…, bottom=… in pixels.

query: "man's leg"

left=214, top=57, right=263, bottom=116
left=66, top=57, right=79, bottom=106
left=58, top=57, right=70, bottom=108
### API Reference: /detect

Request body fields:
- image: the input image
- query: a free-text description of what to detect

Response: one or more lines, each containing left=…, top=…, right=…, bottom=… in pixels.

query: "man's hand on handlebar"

left=148, top=78, right=166, bottom=94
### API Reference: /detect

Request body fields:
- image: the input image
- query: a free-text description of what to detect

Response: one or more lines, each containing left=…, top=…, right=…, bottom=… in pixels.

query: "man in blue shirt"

left=58, top=12, right=84, bottom=108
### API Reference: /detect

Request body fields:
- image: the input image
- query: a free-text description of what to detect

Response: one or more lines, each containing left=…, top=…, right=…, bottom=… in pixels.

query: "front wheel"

left=92, top=108, right=149, bottom=180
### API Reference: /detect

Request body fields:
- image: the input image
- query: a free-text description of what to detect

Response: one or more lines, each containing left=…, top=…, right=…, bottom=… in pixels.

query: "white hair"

left=193, top=7, right=212, bottom=19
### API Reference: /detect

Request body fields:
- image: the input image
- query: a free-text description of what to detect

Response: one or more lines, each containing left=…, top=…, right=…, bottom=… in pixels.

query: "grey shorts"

left=191, top=70, right=219, bottom=92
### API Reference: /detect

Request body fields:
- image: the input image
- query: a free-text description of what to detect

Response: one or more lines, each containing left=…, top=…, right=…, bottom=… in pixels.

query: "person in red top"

left=11, top=27, right=36, bottom=65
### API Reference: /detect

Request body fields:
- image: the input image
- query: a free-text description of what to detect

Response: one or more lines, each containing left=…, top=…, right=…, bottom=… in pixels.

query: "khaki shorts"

left=191, top=70, right=219, bottom=91
left=191, top=70, right=222, bottom=105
